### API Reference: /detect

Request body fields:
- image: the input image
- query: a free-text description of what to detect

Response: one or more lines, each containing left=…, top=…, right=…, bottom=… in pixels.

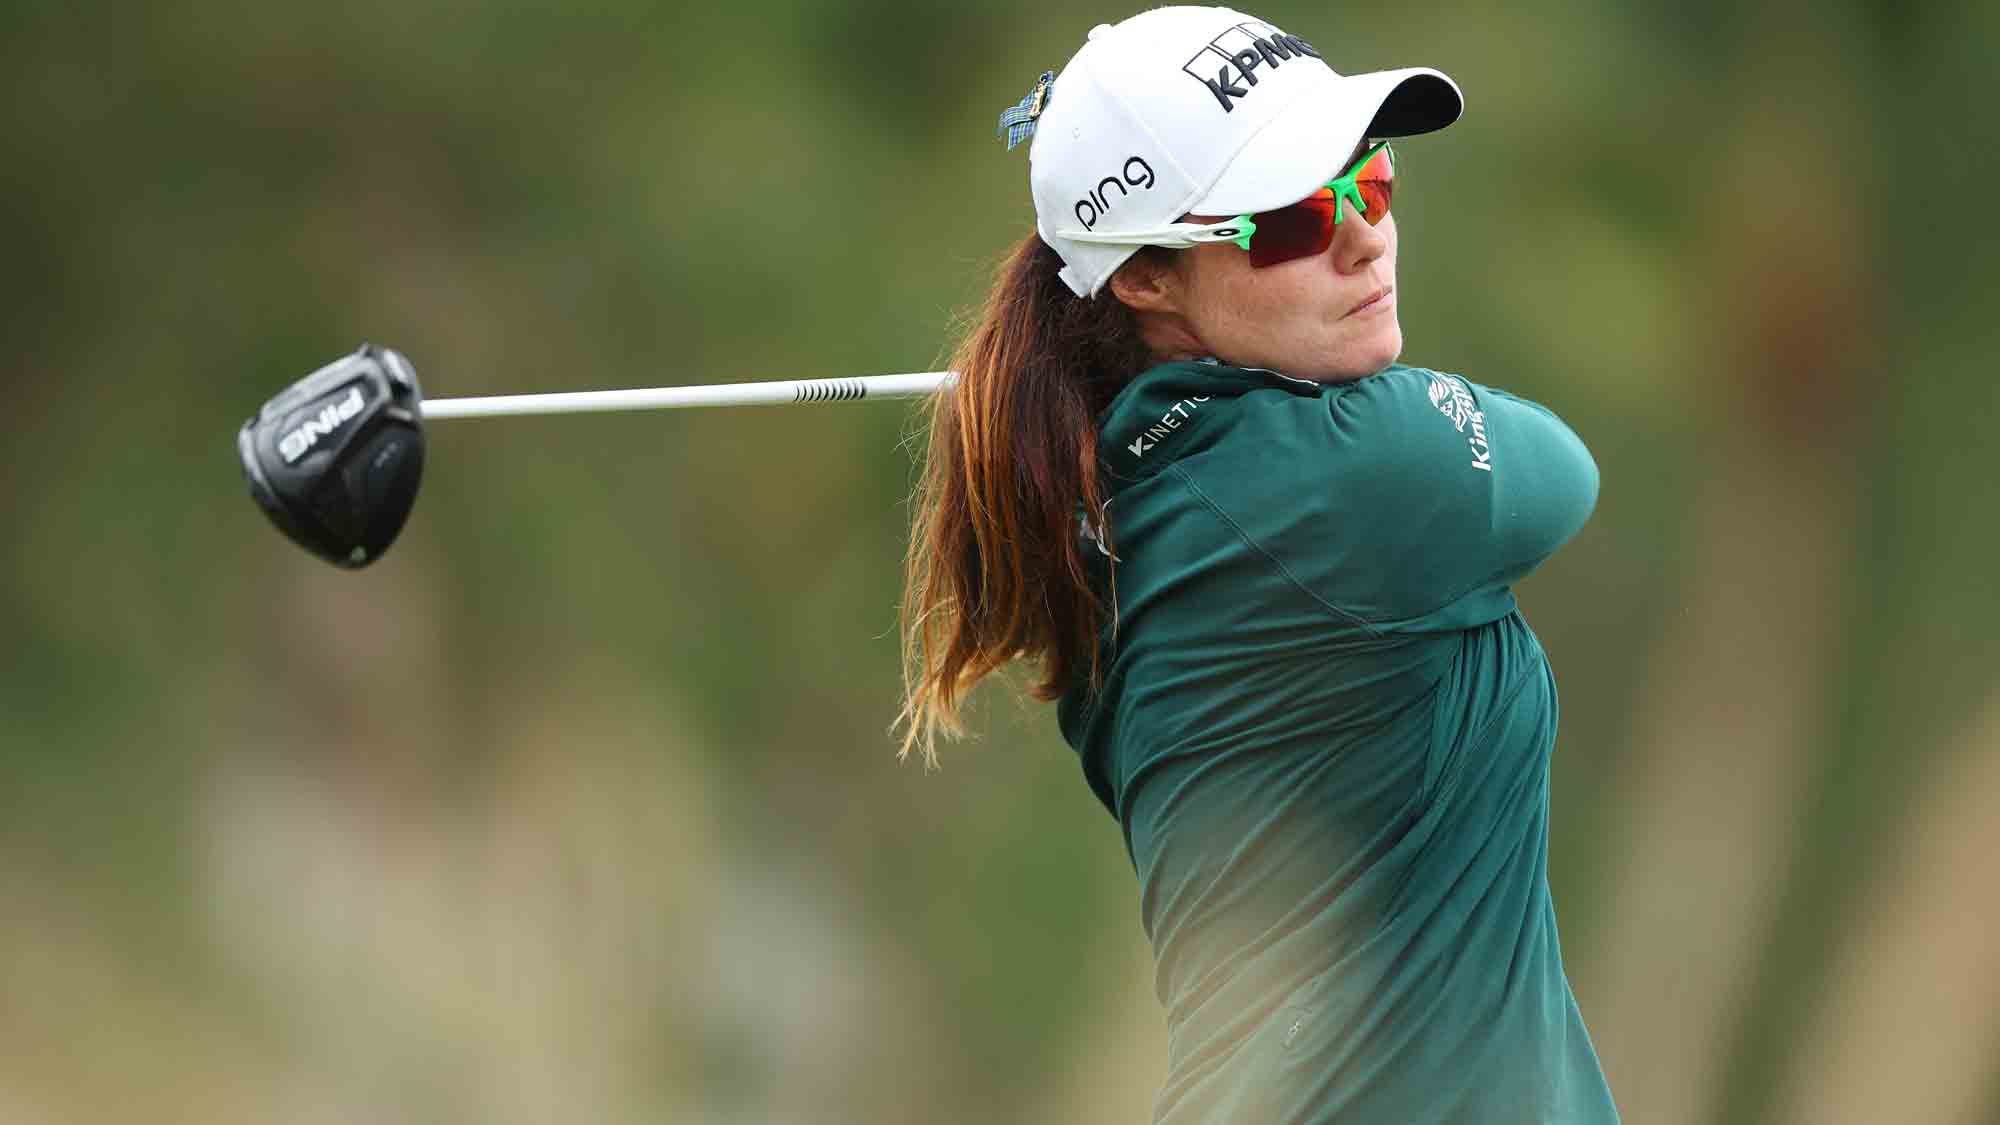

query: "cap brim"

left=1188, top=66, right=1463, bottom=217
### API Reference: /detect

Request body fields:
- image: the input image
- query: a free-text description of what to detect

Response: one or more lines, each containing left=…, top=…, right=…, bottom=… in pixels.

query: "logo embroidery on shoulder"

left=1427, top=373, right=1493, bottom=473
left=1127, top=396, right=1211, bottom=459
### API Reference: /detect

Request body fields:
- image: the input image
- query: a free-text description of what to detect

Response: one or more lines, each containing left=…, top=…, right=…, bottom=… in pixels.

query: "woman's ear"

left=1107, top=250, right=1182, bottom=314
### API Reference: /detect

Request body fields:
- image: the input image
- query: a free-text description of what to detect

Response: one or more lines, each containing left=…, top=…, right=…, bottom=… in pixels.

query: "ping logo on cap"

left=1073, top=156, right=1157, bottom=231
left=1182, top=20, right=1321, bottom=113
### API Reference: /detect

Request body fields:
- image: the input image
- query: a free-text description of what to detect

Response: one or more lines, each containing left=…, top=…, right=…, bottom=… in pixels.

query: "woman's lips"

left=1346, top=286, right=1394, bottom=317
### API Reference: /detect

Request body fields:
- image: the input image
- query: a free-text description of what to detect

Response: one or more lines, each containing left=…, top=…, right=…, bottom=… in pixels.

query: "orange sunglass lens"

left=1355, top=179, right=1393, bottom=224
left=1245, top=189, right=1338, bottom=268
left=1351, top=147, right=1395, bottom=223
left=1242, top=151, right=1396, bottom=267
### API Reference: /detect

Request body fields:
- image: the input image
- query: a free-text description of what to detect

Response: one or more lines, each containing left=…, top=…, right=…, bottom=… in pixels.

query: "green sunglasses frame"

left=1220, top=140, right=1397, bottom=251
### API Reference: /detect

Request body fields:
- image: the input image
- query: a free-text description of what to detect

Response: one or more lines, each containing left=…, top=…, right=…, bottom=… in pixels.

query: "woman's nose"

left=1330, top=199, right=1389, bottom=273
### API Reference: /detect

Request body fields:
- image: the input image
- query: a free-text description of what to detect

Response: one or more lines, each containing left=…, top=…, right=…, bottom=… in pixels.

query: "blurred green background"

left=2, top=1, right=1996, bottom=1121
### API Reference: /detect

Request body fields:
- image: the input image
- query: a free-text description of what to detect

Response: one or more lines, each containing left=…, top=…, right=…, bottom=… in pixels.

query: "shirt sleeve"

left=1203, top=366, right=1599, bottom=633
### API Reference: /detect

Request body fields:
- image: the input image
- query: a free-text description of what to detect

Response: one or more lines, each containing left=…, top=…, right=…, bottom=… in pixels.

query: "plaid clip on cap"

left=998, top=70, right=1056, bottom=151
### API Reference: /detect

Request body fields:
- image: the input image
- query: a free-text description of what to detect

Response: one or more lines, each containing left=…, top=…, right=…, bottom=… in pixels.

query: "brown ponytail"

left=897, top=233, right=1162, bottom=764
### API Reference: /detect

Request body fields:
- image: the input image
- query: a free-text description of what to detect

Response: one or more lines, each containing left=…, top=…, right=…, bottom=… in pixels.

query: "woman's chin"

left=1314, top=322, right=1404, bottom=383
left=1368, top=320, right=1405, bottom=370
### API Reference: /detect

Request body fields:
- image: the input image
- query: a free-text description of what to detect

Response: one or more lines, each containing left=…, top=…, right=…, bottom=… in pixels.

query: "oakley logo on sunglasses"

left=1182, top=22, right=1321, bottom=113
left=1072, top=156, right=1157, bottom=231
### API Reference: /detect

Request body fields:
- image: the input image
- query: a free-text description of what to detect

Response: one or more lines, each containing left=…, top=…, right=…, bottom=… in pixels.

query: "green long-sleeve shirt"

left=1058, top=359, right=1618, bottom=1123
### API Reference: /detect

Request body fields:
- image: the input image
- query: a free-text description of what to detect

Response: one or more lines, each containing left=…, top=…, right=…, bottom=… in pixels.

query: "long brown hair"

left=897, top=233, right=1161, bottom=764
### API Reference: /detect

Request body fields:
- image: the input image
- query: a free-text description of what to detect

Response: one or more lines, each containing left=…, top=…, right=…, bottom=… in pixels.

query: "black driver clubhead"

left=238, top=343, right=425, bottom=568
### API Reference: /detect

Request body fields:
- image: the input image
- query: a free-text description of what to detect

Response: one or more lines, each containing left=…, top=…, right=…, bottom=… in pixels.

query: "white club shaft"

left=419, top=371, right=957, bottom=420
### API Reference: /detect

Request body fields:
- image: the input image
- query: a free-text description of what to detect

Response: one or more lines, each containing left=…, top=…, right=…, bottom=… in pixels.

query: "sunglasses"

left=1062, top=141, right=1396, bottom=269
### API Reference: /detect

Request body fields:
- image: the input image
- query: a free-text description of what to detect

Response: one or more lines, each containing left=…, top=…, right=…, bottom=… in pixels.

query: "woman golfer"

left=900, top=7, right=1617, bottom=1122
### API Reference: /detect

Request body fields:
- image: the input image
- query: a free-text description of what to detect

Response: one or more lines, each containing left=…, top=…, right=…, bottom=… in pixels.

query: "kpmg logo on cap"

left=1183, top=21, right=1321, bottom=113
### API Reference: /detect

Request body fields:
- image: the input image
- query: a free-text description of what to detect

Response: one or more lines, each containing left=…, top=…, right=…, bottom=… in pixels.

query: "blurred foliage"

left=0, top=1, right=1995, bottom=1122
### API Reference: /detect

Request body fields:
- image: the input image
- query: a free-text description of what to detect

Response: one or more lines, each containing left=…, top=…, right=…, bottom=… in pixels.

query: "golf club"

left=237, top=343, right=955, bottom=569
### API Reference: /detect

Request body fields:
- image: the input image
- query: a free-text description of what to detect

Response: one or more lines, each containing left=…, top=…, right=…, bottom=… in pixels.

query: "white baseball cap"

left=1026, top=6, right=1463, bottom=297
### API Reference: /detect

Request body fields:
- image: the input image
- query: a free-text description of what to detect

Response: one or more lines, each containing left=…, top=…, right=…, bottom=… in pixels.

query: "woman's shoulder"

left=1330, top=361, right=1478, bottom=411
left=1218, top=360, right=1479, bottom=447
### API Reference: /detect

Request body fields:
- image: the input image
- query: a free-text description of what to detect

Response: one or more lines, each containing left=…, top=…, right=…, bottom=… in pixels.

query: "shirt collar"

left=1096, top=360, right=1321, bottom=488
